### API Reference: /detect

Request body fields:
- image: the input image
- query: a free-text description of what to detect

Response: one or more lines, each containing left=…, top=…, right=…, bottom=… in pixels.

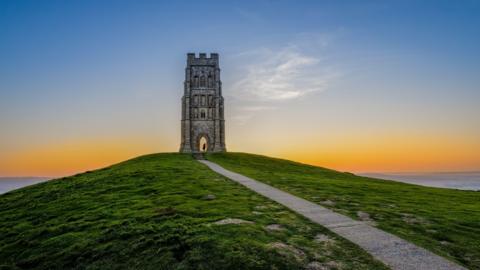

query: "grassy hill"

left=207, top=152, right=480, bottom=269
left=0, top=153, right=387, bottom=270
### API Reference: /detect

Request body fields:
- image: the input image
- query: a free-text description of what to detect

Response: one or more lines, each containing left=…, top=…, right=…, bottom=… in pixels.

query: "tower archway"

left=199, top=136, right=208, bottom=152
left=195, top=133, right=210, bottom=153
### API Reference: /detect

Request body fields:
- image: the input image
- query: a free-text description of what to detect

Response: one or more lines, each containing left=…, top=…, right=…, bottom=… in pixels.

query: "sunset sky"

left=1, top=0, right=479, bottom=177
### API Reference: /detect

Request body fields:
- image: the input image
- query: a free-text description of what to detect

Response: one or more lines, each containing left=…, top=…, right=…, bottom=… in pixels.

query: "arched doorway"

left=199, top=136, right=208, bottom=152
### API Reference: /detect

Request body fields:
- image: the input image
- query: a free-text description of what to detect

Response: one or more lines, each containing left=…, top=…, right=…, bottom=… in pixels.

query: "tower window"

left=193, top=76, right=199, bottom=87
left=208, top=75, right=213, bottom=87
left=201, top=111, right=206, bottom=119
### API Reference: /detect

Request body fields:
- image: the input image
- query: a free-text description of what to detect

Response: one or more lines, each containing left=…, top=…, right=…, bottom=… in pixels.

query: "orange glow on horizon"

left=228, top=131, right=480, bottom=173
left=272, top=135, right=480, bottom=173
left=1, top=133, right=479, bottom=177
left=0, top=138, right=167, bottom=177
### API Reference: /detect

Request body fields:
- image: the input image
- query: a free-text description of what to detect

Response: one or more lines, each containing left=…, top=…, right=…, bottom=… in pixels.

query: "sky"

left=1, top=0, right=479, bottom=177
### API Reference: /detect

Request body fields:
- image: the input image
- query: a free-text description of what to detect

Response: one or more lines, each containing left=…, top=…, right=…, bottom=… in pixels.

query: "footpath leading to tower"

left=198, top=160, right=465, bottom=270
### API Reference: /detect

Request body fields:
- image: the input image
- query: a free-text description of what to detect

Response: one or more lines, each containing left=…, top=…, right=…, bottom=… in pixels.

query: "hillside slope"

left=207, top=152, right=480, bottom=269
left=0, top=153, right=387, bottom=270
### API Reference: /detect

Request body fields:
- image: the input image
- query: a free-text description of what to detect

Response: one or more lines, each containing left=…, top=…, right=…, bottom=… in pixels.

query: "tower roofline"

left=187, top=52, right=219, bottom=60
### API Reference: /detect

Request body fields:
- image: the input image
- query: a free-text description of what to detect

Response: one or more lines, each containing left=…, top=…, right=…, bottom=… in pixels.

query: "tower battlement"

left=187, top=53, right=219, bottom=66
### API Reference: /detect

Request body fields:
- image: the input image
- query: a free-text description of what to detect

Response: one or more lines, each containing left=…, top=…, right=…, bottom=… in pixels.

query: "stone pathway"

left=199, top=160, right=466, bottom=270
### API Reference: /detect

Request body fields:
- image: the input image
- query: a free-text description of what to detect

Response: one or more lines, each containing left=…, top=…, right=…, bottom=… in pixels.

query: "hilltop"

left=0, top=153, right=478, bottom=269
left=0, top=153, right=386, bottom=270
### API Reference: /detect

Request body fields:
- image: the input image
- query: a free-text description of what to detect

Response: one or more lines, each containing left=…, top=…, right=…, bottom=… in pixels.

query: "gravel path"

left=199, top=160, right=466, bottom=270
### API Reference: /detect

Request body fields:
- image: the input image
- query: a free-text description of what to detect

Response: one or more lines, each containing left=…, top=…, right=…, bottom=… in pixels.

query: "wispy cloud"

left=229, top=105, right=276, bottom=125
left=231, top=45, right=339, bottom=102
left=239, top=105, right=276, bottom=112
left=226, top=36, right=340, bottom=125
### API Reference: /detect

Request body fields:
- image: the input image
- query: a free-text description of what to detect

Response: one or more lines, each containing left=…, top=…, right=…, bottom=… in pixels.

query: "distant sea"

left=359, top=171, right=480, bottom=191
left=0, top=177, right=51, bottom=194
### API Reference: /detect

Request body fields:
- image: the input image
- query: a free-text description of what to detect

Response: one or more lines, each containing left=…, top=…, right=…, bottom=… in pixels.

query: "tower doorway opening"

left=199, top=136, right=208, bottom=152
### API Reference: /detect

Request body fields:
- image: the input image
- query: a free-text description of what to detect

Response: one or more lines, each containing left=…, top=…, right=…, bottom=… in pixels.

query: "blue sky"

left=1, top=0, right=479, bottom=176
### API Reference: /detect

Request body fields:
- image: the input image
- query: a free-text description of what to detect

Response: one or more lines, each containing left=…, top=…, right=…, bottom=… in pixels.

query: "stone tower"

left=179, top=53, right=226, bottom=153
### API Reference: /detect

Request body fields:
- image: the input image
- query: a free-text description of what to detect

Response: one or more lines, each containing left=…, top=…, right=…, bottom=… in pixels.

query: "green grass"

left=0, top=153, right=387, bottom=270
left=207, top=152, right=480, bottom=269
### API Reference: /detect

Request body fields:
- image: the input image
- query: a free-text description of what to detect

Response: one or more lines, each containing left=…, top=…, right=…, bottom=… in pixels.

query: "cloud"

left=226, top=35, right=341, bottom=125
left=230, top=45, right=339, bottom=102
left=228, top=105, right=276, bottom=126
left=239, top=105, right=276, bottom=112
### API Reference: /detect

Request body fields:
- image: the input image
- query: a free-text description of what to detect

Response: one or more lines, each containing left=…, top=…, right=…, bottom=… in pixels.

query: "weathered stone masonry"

left=179, top=53, right=226, bottom=153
